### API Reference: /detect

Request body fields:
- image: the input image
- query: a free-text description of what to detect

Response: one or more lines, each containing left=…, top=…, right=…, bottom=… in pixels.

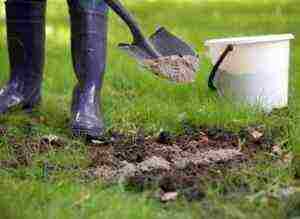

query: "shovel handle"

left=208, top=44, right=234, bottom=90
left=104, top=0, right=161, bottom=58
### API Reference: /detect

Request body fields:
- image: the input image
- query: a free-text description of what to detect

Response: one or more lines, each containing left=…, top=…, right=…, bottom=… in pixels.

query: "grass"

left=0, top=0, right=300, bottom=218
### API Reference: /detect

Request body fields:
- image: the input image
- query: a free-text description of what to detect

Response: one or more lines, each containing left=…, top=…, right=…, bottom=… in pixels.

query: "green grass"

left=0, top=0, right=300, bottom=218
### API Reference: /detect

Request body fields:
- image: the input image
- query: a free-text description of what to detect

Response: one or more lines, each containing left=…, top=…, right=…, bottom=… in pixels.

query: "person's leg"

left=0, top=0, right=46, bottom=113
left=67, top=0, right=108, bottom=138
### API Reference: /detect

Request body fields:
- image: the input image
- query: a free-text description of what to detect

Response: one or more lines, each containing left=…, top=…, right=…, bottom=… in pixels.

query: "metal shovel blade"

left=149, top=27, right=198, bottom=57
left=119, top=27, right=200, bottom=83
left=119, top=27, right=198, bottom=60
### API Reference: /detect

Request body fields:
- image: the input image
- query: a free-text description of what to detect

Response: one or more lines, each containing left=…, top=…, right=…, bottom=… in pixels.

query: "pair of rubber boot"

left=1, top=0, right=108, bottom=138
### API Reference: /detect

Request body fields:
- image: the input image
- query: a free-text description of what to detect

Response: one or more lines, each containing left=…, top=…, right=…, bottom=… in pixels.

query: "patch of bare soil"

left=0, top=124, right=280, bottom=201
left=0, top=134, right=66, bottom=168
left=87, top=126, right=277, bottom=200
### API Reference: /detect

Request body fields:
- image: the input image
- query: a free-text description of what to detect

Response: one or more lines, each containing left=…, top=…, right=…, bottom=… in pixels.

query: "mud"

left=87, top=126, right=277, bottom=199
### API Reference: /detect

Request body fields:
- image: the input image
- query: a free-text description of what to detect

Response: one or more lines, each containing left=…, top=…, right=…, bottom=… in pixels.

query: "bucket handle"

left=208, top=44, right=234, bottom=90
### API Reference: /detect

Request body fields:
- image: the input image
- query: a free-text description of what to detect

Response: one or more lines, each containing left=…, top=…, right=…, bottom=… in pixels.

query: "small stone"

left=173, top=159, right=190, bottom=170
left=138, top=156, right=171, bottom=172
left=160, top=192, right=178, bottom=202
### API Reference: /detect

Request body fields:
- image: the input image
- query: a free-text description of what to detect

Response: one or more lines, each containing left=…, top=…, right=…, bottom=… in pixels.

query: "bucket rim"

left=205, top=34, right=295, bottom=46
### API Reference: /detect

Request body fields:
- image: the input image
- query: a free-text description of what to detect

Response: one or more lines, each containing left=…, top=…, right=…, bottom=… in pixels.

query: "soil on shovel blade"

left=87, top=126, right=276, bottom=200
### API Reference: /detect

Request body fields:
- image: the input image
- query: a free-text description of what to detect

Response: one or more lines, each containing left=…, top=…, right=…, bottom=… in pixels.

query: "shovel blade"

left=118, top=27, right=200, bottom=83
left=149, top=27, right=198, bottom=57
left=118, top=27, right=198, bottom=62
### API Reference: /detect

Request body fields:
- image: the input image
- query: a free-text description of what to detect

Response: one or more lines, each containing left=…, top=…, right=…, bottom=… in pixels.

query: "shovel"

left=104, top=0, right=200, bottom=83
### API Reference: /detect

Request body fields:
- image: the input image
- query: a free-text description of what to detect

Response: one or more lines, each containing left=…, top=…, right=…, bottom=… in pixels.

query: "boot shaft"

left=5, top=1, right=46, bottom=83
left=67, top=0, right=108, bottom=13
left=68, top=4, right=109, bottom=138
left=69, top=5, right=108, bottom=90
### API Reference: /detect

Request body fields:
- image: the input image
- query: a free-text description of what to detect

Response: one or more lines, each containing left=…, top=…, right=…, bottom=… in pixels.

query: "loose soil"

left=87, top=126, right=277, bottom=199
left=0, top=125, right=280, bottom=201
left=142, top=55, right=199, bottom=83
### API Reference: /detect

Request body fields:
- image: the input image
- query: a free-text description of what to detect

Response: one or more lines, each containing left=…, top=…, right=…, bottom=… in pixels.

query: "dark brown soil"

left=87, top=126, right=277, bottom=199
left=0, top=125, right=279, bottom=201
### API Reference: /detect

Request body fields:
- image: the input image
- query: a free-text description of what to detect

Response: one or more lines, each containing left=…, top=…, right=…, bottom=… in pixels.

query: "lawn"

left=0, top=0, right=300, bottom=218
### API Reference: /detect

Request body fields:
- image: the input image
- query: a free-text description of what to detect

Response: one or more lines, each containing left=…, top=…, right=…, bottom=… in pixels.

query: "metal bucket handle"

left=208, top=44, right=234, bottom=90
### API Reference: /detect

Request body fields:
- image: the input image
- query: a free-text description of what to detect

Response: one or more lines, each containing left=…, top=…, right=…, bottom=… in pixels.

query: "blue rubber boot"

left=68, top=2, right=108, bottom=138
left=0, top=1, right=46, bottom=113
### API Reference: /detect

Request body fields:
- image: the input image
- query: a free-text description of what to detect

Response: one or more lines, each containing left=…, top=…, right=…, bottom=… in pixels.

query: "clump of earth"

left=87, top=126, right=277, bottom=199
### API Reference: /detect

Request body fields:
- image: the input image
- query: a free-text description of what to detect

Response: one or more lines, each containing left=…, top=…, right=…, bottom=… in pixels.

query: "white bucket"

left=205, top=34, right=295, bottom=111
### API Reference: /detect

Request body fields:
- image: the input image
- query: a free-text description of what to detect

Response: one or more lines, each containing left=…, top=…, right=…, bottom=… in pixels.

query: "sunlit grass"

left=0, top=0, right=299, bottom=218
